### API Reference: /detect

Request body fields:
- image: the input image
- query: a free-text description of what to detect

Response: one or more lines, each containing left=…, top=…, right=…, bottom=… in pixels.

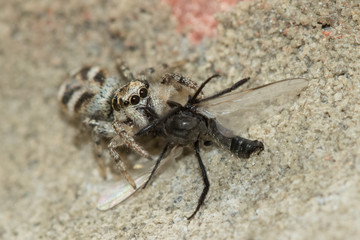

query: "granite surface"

left=0, top=0, right=359, bottom=239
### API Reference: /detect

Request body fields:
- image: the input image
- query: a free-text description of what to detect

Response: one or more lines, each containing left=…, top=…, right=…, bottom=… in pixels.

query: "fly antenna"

left=190, top=74, right=220, bottom=104
left=197, top=77, right=250, bottom=103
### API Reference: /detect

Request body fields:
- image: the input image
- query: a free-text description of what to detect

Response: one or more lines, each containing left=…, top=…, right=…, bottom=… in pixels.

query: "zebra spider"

left=58, top=59, right=197, bottom=188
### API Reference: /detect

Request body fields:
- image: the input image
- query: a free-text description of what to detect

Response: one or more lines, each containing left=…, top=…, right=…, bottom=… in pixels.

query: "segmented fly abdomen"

left=208, top=118, right=264, bottom=158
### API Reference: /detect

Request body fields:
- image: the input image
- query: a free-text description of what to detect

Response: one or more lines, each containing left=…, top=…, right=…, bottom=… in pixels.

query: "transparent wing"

left=196, top=78, right=309, bottom=135
left=97, top=146, right=183, bottom=211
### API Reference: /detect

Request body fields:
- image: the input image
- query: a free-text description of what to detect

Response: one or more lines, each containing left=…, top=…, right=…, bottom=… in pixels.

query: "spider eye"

left=123, top=100, right=129, bottom=107
left=112, top=96, right=121, bottom=111
left=130, top=95, right=140, bottom=105
left=139, top=88, right=148, bottom=98
left=143, top=80, right=149, bottom=89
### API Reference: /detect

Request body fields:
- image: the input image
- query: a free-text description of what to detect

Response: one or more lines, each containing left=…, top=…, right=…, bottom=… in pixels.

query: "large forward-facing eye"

left=139, top=88, right=148, bottom=98
left=130, top=95, right=140, bottom=105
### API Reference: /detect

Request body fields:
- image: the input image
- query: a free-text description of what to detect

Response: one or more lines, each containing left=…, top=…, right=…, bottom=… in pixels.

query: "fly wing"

left=96, top=146, right=183, bottom=211
left=196, top=78, right=309, bottom=135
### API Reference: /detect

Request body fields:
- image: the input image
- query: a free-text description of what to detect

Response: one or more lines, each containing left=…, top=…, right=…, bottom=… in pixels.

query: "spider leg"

left=136, top=60, right=186, bottom=82
left=83, top=118, right=115, bottom=179
left=108, top=141, right=137, bottom=189
left=112, top=120, right=152, bottom=160
left=110, top=120, right=153, bottom=189
left=161, top=73, right=198, bottom=91
left=93, top=134, right=107, bottom=179
left=187, top=140, right=210, bottom=220
left=115, top=58, right=135, bottom=81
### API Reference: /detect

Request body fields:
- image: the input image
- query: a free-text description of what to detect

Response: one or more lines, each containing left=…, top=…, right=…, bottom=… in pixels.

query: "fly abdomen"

left=229, top=136, right=264, bottom=159
left=208, top=118, right=264, bottom=158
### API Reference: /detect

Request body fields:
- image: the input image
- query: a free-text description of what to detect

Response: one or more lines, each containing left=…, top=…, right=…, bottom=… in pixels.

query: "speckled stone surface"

left=1, top=0, right=359, bottom=239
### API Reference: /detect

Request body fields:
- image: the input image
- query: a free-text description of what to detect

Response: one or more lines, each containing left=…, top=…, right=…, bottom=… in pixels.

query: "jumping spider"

left=58, top=59, right=197, bottom=188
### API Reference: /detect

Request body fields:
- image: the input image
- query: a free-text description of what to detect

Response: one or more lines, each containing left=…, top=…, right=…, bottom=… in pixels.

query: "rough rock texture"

left=1, top=0, right=359, bottom=239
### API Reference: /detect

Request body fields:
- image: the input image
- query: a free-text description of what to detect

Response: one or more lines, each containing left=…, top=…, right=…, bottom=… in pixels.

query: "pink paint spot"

left=162, top=0, right=238, bottom=44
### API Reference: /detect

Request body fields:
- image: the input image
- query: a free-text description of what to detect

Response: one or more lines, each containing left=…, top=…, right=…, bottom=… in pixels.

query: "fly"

left=97, top=74, right=309, bottom=219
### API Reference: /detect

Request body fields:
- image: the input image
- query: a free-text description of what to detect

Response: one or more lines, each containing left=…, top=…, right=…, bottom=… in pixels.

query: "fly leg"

left=136, top=102, right=182, bottom=137
left=142, top=143, right=171, bottom=189
left=188, top=140, right=210, bottom=220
